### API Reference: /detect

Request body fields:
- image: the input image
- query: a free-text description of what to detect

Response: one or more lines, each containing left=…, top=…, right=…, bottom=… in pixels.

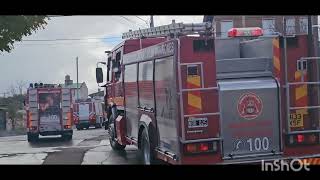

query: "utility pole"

left=150, top=15, right=154, bottom=27
left=76, top=57, right=79, bottom=100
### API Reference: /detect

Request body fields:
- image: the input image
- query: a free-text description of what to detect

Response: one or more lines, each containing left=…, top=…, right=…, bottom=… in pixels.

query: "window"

left=286, top=18, right=295, bottom=35
left=262, top=19, right=275, bottom=35
left=193, top=39, right=214, bottom=52
left=107, top=57, right=112, bottom=82
left=220, top=21, right=233, bottom=38
left=113, top=51, right=122, bottom=82
left=300, top=17, right=308, bottom=34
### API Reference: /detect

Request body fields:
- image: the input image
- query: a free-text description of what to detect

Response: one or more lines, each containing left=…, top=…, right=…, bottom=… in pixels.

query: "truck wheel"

left=27, top=133, right=39, bottom=143
left=76, top=126, right=81, bottom=130
left=109, top=122, right=126, bottom=151
left=95, top=123, right=102, bottom=129
left=140, top=128, right=157, bottom=165
left=62, top=134, right=72, bottom=141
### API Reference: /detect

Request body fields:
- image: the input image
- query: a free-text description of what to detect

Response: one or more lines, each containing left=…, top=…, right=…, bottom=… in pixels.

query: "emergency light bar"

left=228, top=27, right=263, bottom=37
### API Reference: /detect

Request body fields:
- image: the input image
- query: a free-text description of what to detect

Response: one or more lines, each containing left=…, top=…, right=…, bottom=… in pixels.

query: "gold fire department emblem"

left=237, top=92, right=263, bottom=120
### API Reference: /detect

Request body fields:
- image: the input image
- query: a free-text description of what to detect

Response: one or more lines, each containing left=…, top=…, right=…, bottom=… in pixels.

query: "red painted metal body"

left=102, top=32, right=320, bottom=164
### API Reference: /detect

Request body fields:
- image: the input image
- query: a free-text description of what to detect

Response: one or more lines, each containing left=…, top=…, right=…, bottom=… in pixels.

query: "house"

left=61, top=75, right=88, bottom=102
left=203, top=16, right=318, bottom=38
left=203, top=15, right=319, bottom=56
left=88, top=89, right=104, bottom=99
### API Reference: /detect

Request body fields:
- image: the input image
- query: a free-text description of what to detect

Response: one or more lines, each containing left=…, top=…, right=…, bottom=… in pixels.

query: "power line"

left=120, top=16, right=137, bottom=25
left=119, top=16, right=147, bottom=28
left=22, top=36, right=121, bottom=42
left=135, top=16, right=149, bottom=26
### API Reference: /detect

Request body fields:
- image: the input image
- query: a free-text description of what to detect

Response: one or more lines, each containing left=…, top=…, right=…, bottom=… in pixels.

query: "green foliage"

left=0, top=94, right=26, bottom=119
left=0, top=16, right=49, bottom=53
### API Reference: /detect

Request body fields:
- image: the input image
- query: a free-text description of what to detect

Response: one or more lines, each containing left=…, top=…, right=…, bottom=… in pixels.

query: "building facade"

left=61, top=75, right=88, bottom=102
left=208, top=16, right=316, bottom=38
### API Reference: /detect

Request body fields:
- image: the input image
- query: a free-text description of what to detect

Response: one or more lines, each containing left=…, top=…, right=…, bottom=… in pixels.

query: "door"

left=79, top=103, right=90, bottom=121
left=124, top=64, right=139, bottom=139
left=154, top=56, right=179, bottom=155
left=38, top=90, right=62, bottom=132
left=219, top=77, right=281, bottom=159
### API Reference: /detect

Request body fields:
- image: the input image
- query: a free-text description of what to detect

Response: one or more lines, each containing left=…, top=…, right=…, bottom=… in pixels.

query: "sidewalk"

left=0, top=130, right=26, bottom=137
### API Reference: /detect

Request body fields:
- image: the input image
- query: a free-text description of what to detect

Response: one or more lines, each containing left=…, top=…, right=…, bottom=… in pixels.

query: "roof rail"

left=122, top=20, right=213, bottom=39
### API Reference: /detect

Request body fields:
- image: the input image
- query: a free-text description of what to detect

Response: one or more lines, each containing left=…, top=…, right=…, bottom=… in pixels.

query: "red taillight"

left=186, top=144, right=197, bottom=153
left=64, top=125, right=71, bottom=129
left=297, top=134, right=305, bottom=143
left=199, top=143, right=209, bottom=152
left=30, top=126, right=37, bottom=131
left=288, top=133, right=319, bottom=145
left=307, top=134, right=317, bottom=143
left=185, top=141, right=217, bottom=154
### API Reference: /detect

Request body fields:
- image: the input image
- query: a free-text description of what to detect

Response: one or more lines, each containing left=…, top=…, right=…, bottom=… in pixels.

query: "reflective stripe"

left=187, top=75, right=202, bottom=114
left=273, top=38, right=281, bottom=79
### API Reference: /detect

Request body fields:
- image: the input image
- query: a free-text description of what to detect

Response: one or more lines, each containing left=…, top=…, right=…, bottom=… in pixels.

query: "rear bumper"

left=29, top=130, right=73, bottom=136
left=217, top=153, right=320, bottom=165
left=76, top=120, right=96, bottom=126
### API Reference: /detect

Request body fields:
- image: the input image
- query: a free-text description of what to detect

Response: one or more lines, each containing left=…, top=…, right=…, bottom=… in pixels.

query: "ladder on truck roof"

left=122, top=20, right=213, bottom=39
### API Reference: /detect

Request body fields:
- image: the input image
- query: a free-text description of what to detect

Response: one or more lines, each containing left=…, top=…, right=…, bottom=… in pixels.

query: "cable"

left=22, top=36, right=121, bottom=42
left=119, top=16, right=148, bottom=29
left=120, top=16, right=137, bottom=25
left=135, top=16, right=149, bottom=27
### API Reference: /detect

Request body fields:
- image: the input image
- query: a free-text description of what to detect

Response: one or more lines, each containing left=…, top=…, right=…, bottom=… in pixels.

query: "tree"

left=0, top=16, right=49, bottom=53
left=8, top=84, right=17, bottom=97
left=16, top=80, right=28, bottom=95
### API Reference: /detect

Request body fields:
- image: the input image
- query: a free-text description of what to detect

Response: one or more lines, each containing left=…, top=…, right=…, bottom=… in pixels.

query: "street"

left=0, top=128, right=141, bottom=164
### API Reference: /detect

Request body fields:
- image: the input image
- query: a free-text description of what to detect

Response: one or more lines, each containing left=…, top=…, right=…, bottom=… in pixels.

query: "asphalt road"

left=0, top=127, right=141, bottom=164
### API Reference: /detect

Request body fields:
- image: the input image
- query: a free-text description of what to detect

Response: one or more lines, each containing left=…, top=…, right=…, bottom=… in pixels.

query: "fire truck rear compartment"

left=215, top=37, right=281, bottom=160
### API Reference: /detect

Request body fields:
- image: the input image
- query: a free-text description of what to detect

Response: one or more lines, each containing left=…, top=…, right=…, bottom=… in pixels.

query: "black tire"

left=62, top=134, right=72, bottom=141
left=27, top=133, right=39, bottom=143
left=108, top=122, right=126, bottom=151
left=140, top=128, right=157, bottom=165
left=95, top=123, right=102, bottom=129
left=76, top=125, right=81, bottom=130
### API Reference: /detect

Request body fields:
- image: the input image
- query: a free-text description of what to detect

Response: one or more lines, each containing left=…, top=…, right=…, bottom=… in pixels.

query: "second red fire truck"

left=73, top=99, right=104, bottom=130
left=96, top=21, right=320, bottom=164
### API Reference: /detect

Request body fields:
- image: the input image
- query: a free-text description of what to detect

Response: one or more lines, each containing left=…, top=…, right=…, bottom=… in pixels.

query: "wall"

left=214, top=16, right=311, bottom=37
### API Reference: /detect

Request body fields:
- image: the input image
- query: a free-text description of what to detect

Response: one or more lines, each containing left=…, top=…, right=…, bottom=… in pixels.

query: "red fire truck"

left=73, top=99, right=104, bottom=130
left=96, top=21, right=320, bottom=165
left=25, top=83, right=73, bottom=142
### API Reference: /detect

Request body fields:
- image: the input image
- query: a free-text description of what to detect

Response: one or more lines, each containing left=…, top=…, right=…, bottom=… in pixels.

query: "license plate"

left=188, top=117, right=208, bottom=128
left=290, top=113, right=304, bottom=128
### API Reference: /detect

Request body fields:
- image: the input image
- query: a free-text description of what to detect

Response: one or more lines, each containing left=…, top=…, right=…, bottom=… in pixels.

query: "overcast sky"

left=0, top=16, right=203, bottom=96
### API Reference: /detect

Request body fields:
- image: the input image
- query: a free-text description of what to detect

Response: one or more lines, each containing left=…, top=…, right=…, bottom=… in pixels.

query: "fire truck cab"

left=96, top=22, right=320, bottom=164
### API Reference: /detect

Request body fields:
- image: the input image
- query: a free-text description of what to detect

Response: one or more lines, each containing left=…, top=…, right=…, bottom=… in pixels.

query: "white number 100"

left=246, top=137, right=269, bottom=151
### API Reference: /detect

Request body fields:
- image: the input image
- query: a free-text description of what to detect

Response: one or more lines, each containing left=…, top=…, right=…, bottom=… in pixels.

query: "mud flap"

left=116, top=115, right=126, bottom=145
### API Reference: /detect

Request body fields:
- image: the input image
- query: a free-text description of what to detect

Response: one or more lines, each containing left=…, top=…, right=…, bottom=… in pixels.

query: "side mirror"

left=96, top=67, right=104, bottom=83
